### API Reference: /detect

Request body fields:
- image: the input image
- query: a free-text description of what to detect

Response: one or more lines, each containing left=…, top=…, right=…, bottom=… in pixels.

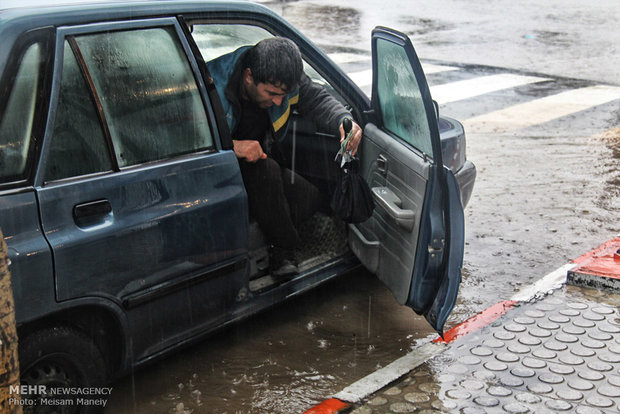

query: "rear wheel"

left=19, top=326, right=107, bottom=414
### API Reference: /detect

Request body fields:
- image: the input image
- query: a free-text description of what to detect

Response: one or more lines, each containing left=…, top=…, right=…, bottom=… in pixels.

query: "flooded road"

left=107, top=272, right=437, bottom=413
left=106, top=1, right=619, bottom=412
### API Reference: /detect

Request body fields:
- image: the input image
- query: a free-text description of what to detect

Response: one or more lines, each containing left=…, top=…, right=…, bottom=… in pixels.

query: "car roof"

left=0, top=0, right=136, bottom=10
left=0, top=0, right=258, bottom=11
left=0, top=0, right=276, bottom=33
left=0, top=0, right=279, bottom=70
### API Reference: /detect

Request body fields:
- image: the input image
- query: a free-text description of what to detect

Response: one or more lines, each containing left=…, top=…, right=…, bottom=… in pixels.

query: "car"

left=0, top=0, right=476, bottom=403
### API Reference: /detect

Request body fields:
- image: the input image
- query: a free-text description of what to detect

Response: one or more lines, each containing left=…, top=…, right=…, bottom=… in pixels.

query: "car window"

left=74, top=27, right=213, bottom=168
left=192, top=24, right=272, bottom=62
left=191, top=23, right=337, bottom=95
left=44, top=41, right=113, bottom=181
left=375, top=38, right=433, bottom=157
left=0, top=43, right=42, bottom=181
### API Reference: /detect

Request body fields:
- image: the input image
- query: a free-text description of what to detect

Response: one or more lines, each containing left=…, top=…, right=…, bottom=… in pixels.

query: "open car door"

left=348, top=27, right=465, bottom=335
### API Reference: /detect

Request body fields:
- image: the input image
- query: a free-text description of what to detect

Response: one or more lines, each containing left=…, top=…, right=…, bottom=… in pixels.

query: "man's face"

left=243, top=69, right=288, bottom=108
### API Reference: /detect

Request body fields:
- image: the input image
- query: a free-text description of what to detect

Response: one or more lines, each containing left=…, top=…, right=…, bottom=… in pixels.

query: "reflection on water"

left=105, top=271, right=436, bottom=413
left=280, top=3, right=363, bottom=49
left=398, top=16, right=455, bottom=37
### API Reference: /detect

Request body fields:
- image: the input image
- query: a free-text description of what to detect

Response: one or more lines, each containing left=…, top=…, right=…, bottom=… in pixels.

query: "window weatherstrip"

left=0, top=28, right=54, bottom=188
left=177, top=15, right=231, bottom=151
left=67, top=36, right=119, bottom=171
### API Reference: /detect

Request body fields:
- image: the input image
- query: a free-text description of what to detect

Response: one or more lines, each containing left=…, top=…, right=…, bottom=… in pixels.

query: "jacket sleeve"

left=296, top=74, right=352, bottom=135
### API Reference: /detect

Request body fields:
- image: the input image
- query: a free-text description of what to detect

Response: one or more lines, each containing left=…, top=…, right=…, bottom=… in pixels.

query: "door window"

left=45, top=42, right=112, bottom=181
left=192, top=24, right=272, bottom=61
left=375, top=38, right=433, bottom=157
left=74, top=27, right=213, bottom=167
left=0, top=43, right=42, bottom=181
left=191, top=23, right=340, bottom=98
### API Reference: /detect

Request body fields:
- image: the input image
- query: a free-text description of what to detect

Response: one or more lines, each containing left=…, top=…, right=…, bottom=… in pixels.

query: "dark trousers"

left=239, top=157, right=320, bottom=249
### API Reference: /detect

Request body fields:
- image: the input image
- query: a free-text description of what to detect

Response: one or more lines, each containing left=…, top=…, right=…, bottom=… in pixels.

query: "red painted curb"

left=433, top=300, right=518, bottom=344
left=571, top=238, right=620, bottom=279
left=302, top=398, right=351, bottom=414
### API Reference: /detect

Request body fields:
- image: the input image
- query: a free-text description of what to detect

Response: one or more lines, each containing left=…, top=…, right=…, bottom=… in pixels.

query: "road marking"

left=346, top=69, right=373, bottom=88
left=511, top=263, right=575, bottom=302
left=328, top=52, right=370, bottom=64
left=302, top=398, right=351, bottom=414
left=464, top=85, right=620, bottom=133
left=344, top=63, right=458, bottom=89
left=423, top=63, right=459, bottom=74
left=430, top=74, right=549, bottom=105
left=433, top=300, right=518, bottom=344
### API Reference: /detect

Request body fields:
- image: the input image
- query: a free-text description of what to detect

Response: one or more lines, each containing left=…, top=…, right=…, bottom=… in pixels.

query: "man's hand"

left=339, top=120, right=363, bottom=156
left=233, top=139, right=267, bottom=162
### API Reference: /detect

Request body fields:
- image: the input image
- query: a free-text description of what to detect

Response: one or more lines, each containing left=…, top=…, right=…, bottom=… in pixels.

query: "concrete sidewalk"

left=305, top=238, right=620, bottom=413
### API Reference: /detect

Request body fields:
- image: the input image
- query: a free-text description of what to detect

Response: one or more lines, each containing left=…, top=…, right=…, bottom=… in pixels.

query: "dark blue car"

left=0, top=0, right=475, bottom=402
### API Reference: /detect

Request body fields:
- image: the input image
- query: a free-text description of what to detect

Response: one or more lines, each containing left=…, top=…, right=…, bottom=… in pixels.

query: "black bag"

left=330, top=159, right=375, bottom=223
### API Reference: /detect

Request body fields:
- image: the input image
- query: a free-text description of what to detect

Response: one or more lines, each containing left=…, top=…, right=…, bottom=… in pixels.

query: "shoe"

left=272, top=259, right=298, bottom=277
left=270, top=247, right=298, bottom=277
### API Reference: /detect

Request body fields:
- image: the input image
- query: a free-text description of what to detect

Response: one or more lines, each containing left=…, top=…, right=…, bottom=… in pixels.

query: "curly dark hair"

left=241, top=37, right=303, bottom=92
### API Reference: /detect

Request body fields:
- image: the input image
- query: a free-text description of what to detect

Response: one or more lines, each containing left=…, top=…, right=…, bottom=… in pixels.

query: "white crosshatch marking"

left=429, top=73, right=549, bottom=105
left=328, top=52, right=371, bottom=64
left=342, top=64, right=458, bottom=89
left=345, top=69, right=373, bottom=88
left=464, top=85, right=620, bottom=133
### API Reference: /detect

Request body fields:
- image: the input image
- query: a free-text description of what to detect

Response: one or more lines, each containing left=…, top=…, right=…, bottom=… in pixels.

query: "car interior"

left=189, top=21, right=355, bottom=289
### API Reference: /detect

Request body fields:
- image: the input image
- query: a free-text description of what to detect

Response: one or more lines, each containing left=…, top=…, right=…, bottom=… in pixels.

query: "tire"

left=19, top=326, right=108, bottom=414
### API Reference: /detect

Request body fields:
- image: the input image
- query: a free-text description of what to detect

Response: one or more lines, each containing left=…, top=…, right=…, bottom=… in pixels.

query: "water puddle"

left=106, top=272, right=437, bottom=413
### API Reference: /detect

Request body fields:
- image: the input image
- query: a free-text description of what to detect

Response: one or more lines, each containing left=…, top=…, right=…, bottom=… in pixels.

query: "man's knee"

left=255, top=158, right=282, bottom=182
left=241, top=158, right=282, bottom=186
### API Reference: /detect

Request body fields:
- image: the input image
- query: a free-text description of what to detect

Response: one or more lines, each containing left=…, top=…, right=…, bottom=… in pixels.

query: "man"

left=208, top=37, right=362, bottom=276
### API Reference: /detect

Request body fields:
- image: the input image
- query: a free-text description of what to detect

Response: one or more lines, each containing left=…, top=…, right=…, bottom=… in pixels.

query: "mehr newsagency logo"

left=9, top=385, right=113, bottom=408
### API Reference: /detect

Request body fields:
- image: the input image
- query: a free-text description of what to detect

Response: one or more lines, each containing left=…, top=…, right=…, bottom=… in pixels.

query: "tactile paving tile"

left=351, top=286, right=620, bottom=414
left=425, top=286, right=620, bottom=413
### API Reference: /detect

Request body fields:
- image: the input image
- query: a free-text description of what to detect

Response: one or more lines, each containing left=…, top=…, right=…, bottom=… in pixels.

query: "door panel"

left=350, top=27, right=464, bottom=334
left=355, top=124, right=428, bottom=305
left=36, top=20, right=249, bottom=359
left=37, top=155, right=248, bottom=359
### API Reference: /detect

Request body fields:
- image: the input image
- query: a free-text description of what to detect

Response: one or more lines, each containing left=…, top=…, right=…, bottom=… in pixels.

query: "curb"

left=302, top=399, right=352, bottom=414
left=568, top=237, right=620, bottom=291
left=302, top=238, right=620, bottom=414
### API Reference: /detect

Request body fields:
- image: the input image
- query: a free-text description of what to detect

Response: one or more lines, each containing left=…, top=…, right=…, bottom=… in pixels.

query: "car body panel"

left=0, top=190, right=55, bottom=323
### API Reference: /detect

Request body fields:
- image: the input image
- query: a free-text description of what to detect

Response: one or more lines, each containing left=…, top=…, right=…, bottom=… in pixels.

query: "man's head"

left=241, top=37, right=303, bottom=108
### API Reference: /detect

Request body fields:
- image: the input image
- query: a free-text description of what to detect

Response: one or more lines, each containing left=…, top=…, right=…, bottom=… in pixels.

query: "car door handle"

left=371, top=187, right=415, bottom=231
left=73, top=199, right=112, bottom=227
